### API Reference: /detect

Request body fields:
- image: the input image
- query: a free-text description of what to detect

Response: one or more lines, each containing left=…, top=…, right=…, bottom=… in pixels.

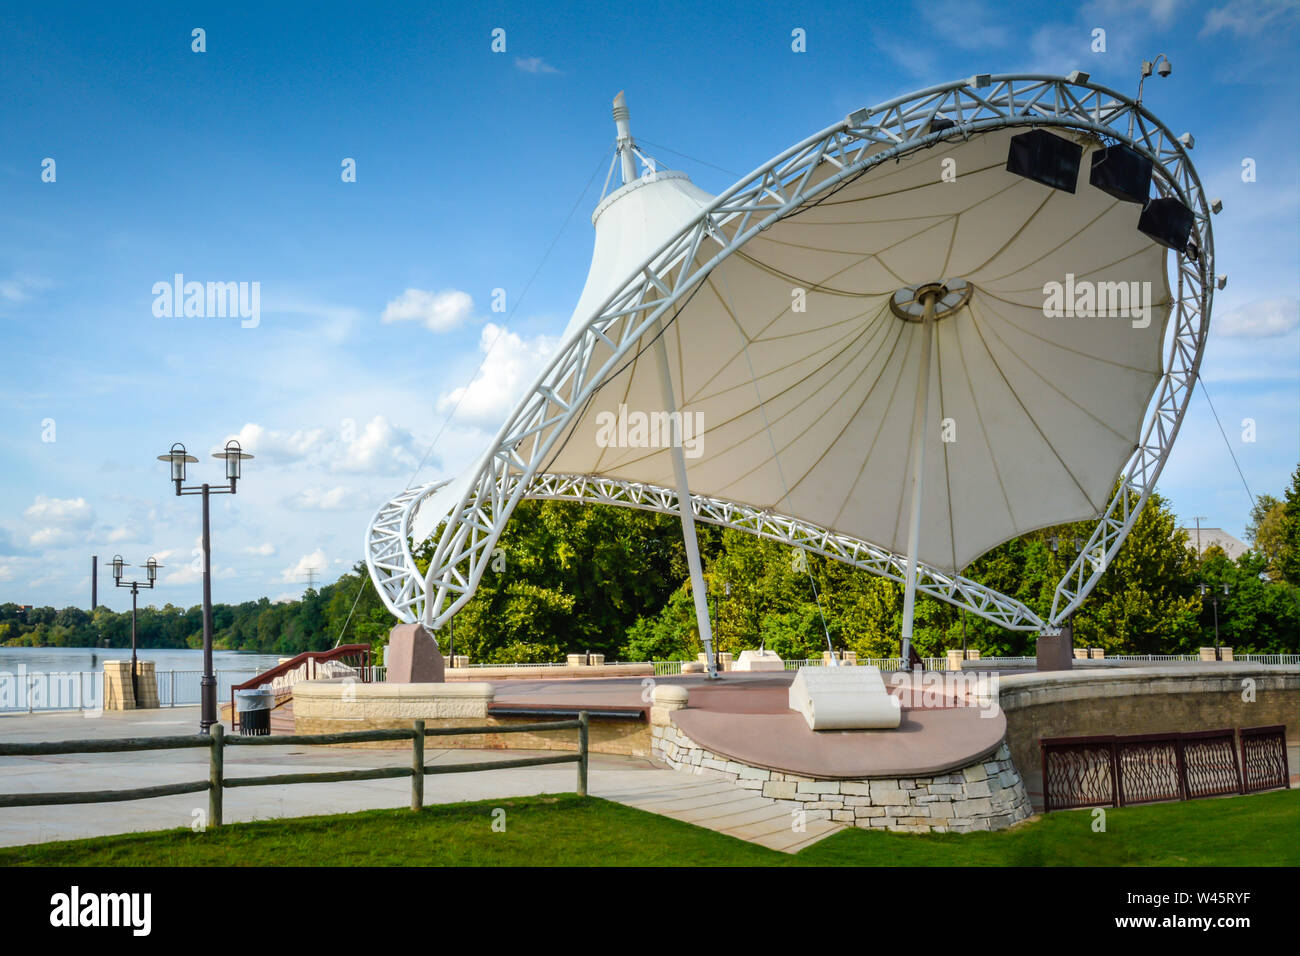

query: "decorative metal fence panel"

left=1115, top=734, right=1185, bottom=806
left=1240, top=725, right=1290, bottom=794
left=1043, top=725, right=1290, bottom=811
left=1181, top=729, right=1242, bottom=799
left=1041, top=736, right=1117, bottom=811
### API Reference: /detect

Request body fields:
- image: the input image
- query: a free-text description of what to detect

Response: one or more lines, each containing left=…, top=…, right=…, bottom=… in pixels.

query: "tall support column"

left=652, top=319, right=719, bottom=678
left=900, top=291, right=939, bottom=665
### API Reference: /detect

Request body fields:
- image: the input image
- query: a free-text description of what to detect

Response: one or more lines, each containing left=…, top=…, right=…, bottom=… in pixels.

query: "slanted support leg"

left=652, top=319, right=719, bottom=679
left=900, top=291, right=939, bottom=665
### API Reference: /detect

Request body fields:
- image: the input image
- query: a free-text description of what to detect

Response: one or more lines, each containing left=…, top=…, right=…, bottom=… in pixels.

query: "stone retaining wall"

left=997, top=663, right=1300, bottom=784
left=292, top=678, right=652, bottom=756
left=650, top=688, right=1031, bottom=833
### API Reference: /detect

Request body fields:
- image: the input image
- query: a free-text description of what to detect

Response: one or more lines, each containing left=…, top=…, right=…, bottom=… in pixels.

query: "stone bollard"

left=102, top=660, right=160, bottom=710
left=650, top=685, right=690, bottom=726
left=947, top=649, right=965, bottom=671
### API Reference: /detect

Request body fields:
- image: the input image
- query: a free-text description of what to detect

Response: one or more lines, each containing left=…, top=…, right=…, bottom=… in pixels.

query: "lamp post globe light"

left=158, top=439, right=253, bottom=734
left=112, top=554, right=161, bottom=704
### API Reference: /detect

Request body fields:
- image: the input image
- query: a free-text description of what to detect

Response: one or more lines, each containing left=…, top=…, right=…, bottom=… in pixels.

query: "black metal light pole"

left=112, top=555, right=160, bottom=703
left=158, top=440, right=253, bottom=734
left=1199, top=582, right=1230, bottom=658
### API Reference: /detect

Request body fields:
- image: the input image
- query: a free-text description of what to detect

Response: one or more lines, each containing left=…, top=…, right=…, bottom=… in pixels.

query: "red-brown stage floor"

left=486, top=671, right=1005, bottom=779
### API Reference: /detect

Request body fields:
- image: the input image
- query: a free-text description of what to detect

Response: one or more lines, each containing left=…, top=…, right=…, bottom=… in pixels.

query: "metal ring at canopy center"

left=889, top=278, right=973, bottom=321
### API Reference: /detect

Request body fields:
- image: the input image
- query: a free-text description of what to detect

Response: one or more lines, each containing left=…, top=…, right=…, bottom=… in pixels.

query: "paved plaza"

left=0, top=706, right=842, bottom=854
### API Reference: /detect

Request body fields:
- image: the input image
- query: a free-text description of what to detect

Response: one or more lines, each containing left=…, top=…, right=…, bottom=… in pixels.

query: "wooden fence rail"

left=0, top=712, right=590, bottom=827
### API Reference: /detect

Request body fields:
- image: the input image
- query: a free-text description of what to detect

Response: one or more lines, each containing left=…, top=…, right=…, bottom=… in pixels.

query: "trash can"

left=235, top=688, right=275, bottom=735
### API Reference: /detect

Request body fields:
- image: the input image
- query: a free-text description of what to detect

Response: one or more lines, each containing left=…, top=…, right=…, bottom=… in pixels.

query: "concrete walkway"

left=603, top=775, right=843, bottom=852
left=0, top=707, right=840, bottom=854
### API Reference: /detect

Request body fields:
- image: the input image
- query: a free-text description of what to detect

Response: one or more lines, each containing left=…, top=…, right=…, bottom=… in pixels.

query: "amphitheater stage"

left=484, top=671, right=1005, bottom=779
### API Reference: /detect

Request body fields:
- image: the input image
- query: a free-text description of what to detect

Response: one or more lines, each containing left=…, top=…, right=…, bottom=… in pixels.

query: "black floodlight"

left=1006, top=129, right=1082, bottom=193
left=1138, top=196, right=1195, bottom=251
left=1089, top=143, right=1153, bottom=204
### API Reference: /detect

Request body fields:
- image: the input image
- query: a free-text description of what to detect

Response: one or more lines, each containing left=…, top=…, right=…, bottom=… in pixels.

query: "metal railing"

left=0, top=713, right=591, bottom=825
left=230, top=645, right=372, bottom=732
left=1040, top=724, right=1289, bottom=811
left=5, top=652, right=1294, bottom=714
left=0, top=669, right=262, bottom=713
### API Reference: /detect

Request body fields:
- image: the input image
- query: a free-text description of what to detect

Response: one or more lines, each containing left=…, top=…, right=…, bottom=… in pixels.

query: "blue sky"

left=1, top=0, right=1297, bottom=611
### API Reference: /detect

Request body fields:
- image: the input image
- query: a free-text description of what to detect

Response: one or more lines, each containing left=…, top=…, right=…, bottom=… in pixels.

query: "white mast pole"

left=653, top=326, right=720, bottom=679
left=612, top=91, right=638, bottom=186
left=612, top=91, right=718, bottom=679
left=900, top=290, right=939, bottom=667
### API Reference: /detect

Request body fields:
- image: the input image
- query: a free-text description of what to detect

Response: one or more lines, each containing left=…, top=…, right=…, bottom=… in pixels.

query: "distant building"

left=1178, top=527, right=1248, bottom=561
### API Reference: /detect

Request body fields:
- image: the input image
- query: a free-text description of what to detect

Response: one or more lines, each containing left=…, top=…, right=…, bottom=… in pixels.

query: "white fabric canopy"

left=530, top=125, right=1172, bottom=573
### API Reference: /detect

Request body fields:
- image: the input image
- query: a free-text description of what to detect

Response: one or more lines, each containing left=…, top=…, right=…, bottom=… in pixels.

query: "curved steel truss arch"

left=366, top=73, right=1214, bottom=635
left=367, top=473, right=1044, bottom=631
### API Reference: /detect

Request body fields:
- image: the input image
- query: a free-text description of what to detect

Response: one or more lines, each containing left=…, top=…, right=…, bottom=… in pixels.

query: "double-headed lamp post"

left=158, top=440, right=253, bottom=734
left=1199, top=582, right=1230, bottom=657
left=112, top=555, right=160, bottom=703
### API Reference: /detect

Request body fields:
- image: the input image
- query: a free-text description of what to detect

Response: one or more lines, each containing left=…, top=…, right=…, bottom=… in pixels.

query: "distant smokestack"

left=91, top=555, right=97, bottom=610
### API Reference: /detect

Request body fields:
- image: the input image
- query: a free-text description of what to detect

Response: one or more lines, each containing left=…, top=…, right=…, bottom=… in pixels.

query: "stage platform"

left=485, top=671, right=1004, bottom=779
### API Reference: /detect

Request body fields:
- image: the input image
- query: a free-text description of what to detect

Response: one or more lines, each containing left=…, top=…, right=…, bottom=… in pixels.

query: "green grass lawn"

left=3, top=789, right=1295, bottom=867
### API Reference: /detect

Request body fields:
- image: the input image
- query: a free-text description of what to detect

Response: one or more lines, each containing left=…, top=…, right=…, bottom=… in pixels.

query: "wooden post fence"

left=0, top=713, right=591, bottom=825
left=412, top=719, right=425, bottom=811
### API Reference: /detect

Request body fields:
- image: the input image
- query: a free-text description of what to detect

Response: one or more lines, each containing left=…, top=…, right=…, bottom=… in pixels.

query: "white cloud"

left=222, top=423, right=326, bottom=463
left=0, top=527, right=30, bottom=556
left=1216, top=297, right=1299, bottom=338
left=29, top=527, right=77, bottom=548
left=148, top=536, right=236, bottom=586
left=515, top=56, right=561, bottom=75
left=281, top=549, right=328, bottom=583
left=284, top=486, right=365, bottom=511
left=244, top=542, right=276, bottom=556
left=335, top=414, right=421, bottom=473
left=381, top=288, right=475, bottom=333
left=920, top=0, right=1010, bottom=50
left=437, top=323, right=557, bottom=430
left=24, top=495, right=93, bottom=526
left=104, top=525, right=139, bottom=543
left=1202, top=0, right=1299, bottom=36
left=0, top=274, right=52, bottom=304
left=264, top=296, right=365, bottom=344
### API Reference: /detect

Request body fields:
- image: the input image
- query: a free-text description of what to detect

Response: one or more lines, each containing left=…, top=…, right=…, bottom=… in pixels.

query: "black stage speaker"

left=1089, top=143, right=1153, bottom=204
left=1006, top=128, right=1082, bottom=193
left=1138, top=196, right=1195, bottom=251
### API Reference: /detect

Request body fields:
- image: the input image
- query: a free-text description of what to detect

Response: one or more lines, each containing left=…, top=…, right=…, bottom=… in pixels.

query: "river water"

left=0, top=646, right=283, bottom=675
left=0, top=647, right=287, bottom=711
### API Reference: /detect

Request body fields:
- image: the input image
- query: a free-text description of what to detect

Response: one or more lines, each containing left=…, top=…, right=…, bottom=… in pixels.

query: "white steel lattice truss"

left=365, top=73, right=1214, bottom=635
